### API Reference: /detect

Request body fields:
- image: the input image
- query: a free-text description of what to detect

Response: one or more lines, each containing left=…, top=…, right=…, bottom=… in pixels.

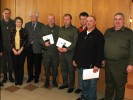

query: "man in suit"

left=0, top=25, right=4, bottom=86
left=25, top=11, right=45, bottom=83
left=40, top=14, right=60, bottom=88
left=1, top=8, right=15, bottom=83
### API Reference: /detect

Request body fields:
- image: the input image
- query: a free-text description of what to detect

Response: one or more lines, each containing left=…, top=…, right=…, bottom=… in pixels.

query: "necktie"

left=32, top=23, right=35, bottom=31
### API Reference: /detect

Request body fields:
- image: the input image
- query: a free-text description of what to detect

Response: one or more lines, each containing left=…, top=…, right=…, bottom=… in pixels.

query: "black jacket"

left=73, top=28, right=105, bottom=68
left=0, top=25, right=3, bottom=52
left=9, top=27, right=28, bottom=50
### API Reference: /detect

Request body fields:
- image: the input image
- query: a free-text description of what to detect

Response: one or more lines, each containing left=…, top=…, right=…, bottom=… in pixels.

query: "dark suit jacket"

left=0, top=25, right=3, bottom=52
left=25, top=21, right=45, bottom=53
left=0, top=19, right=15, bottom=47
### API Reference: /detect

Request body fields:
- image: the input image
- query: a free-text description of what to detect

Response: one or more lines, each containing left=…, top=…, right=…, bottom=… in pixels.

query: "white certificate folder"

left=56, top=37, right=71, bottom=48
left=83, top=68, right=100, bottom=80
left=42, top=34, right=54, bottom=44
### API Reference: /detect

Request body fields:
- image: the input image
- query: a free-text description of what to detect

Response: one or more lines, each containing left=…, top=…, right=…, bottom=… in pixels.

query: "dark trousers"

left=11, top=50, right=26, bottom=83
left=27, top=45, right=42, bottom=80
left=0, top=56, right=2, bottom=82
left=77, top=68, right=82, bottom=90
left=2, top=47, right=13, bottom=74
left=43, top=52, right=59, bottom=79
left=60, top=53, right=75, bottom=88
left=105, top=60, right=128, bottom=100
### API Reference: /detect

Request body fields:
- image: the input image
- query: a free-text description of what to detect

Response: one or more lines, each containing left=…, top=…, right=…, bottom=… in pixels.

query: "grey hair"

left=29, top=11, right=39, bottom=18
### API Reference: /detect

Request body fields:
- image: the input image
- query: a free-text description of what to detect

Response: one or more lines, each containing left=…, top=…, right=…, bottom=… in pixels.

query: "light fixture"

left=130, top=17, right=132, bottom=23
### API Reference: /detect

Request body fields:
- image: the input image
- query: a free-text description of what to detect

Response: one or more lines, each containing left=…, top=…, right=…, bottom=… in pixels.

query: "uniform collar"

left=2, top=18, right=11, bottom=23
left=111, top=26, right=125, bottom=32
left=47, top=24, right=55, bottom=28
left=63, top=24, right=72, bottom=29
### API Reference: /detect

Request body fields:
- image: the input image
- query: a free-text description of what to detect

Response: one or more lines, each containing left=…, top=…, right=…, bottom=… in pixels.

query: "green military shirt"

left=1, top=19, right=15, bottom=46
left=40, top=24, right=60, bottom=53
left=59, top=24, right=78, bottom=52
left=104, top=27, right=133, bottom=65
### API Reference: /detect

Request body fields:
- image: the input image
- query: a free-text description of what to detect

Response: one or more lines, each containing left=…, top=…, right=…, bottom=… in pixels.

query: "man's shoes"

left=58, top=85, right=68, bottom=89
left=2, top=76, right=14, bottom=83
left=99, top=97, right=105, bottom=100
left=77, top=98, right=81, bottom=100
left=0, top=82, right=4, bottom=86
left=52, top=80, right=58, bottom=87
left=27, top=78, right=33, bottom=83
left=2, top=77, right=7, bottom=83
left=9, top=77, right=15, bottom=83
left=19, top=82, right=23, bottom=85
left=34, top=79, right=39, bottom=83
left=15, top=82, right=19, bottom=85
left=67, top=88, right=74, bottom=93
left=75, top=88, right=82, bottom=94
left=44, top=80, right=49, bottom=88
left=77, top=98, right=87, bottom=100
left=77, top=96, right=87, bottom=100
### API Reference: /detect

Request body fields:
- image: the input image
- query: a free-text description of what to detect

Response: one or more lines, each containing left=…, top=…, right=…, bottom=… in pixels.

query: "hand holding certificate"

left=42, top=34, right=54, bottom=44
left=56, top=37, right=71, bottom=48
left=83, top=68, right=100, bottom=80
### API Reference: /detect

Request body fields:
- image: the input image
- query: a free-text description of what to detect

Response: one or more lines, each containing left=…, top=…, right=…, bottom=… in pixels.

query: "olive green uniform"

left=1, top=19, right=15, bottom=79
left=40, top=24, right=60, bottom=80
left=104, top=27, right=133, bottom=100
left=59, top=24, right=78, bottom=88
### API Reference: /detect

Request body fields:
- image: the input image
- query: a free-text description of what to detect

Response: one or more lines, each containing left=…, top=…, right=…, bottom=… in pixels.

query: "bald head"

left=48, top=14, right=55, bottom=27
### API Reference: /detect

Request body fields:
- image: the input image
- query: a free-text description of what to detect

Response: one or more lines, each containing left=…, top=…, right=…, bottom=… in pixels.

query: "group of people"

left=0, top=8, right=133, bottom=100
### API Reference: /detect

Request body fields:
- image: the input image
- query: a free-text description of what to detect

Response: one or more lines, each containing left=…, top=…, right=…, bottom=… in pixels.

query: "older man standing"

left=25, top=11, right=45, bottom=83
left=73, top=16, right=105, bottom=100
left=104, top=13, right=133, bottom=100
left=40, top=14, right=60, bottom=88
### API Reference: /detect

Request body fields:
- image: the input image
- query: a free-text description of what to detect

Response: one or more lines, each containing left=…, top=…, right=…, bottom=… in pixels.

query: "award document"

left=42, top=34, right=54, bottom=44
left=56, top=37, right=71, bottom=48
left=83, top=68, right=100, bottom=80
